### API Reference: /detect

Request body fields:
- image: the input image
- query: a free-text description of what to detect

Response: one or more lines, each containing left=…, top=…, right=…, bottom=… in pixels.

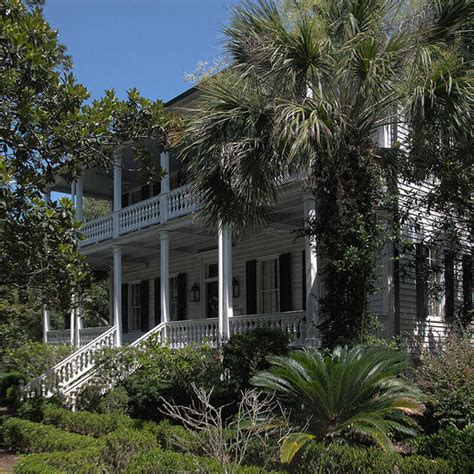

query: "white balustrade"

left=165, top=319, right=219, bottom=348
left=167, top=185, right=198, bottom=219
left=46, top=329, right=71, bottom=345
left=81, top=214, right=113, bottom=245
left=24, top=326, right=117, bottom=399
left=79, top=326, right=111, bottom=346
left=230, top=311, right=306, bottom=346
left=119, top=194, right=161, bottom=234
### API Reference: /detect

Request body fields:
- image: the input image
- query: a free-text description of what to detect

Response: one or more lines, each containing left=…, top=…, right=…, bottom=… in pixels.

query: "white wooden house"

left=27, top=88, right=472, bottom=403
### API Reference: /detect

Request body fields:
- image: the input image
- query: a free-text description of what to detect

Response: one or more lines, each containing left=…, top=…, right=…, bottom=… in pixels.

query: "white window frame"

left=427, top=248, right=444, bottom=319
left=257, top=254, right=280, bottom=314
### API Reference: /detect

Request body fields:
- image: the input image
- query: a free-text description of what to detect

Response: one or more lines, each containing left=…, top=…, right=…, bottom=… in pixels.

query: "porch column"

left=304, top=196, right=321, bottom=346
left=69, top=306, right=75, bottom=345
left=75, top=303, right=82, bottom=346
left=113, top=246, right=123, bottom=347
left=160, top=152, right=170, bottom=224
left=42, top=305, right=50, bottom=343
left=218, top=225, right=232, bottom=342
left=76, top=176, right=84, bottom=220
left=70, top=181, right=76, bottom=206
left=113, top=154, right=122, bottom=238
left=160, top=231, right=170, bottom=324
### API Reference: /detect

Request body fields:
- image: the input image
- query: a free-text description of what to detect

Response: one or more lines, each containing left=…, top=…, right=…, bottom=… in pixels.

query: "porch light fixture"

left=190, top=283, right=200, bottom=302
left=232, top=278, right=240, bottom=298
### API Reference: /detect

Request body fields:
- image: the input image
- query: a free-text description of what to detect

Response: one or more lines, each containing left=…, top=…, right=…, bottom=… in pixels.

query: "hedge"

left=1, top=418, right=96, bottom=454
left=412, top=425, right=474, bottom=474
left=290, top=442, right=453, bottom=474
left=14, top=448, right=105, bottom=474
left=99, top=428, right=158, bottom=472
left=125, top=448, right=284, bottom=474
left=0, top=372, right=24, bottom=405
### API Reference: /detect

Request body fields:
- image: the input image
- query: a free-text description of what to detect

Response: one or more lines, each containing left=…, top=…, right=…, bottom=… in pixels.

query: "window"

left=170, top=276, right=179, bottom=320
left=260, top=258, right=279, bottom=313
left=416, top=244, right=443, bottom=319
left=130, top=189, right=142, bottom=205
left=130, top=283, right=141, bottom=331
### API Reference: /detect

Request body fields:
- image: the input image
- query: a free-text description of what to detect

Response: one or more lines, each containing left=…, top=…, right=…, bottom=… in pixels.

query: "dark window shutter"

left=141, top=185, right=150, bottom=201
left=302, top=250, right=306, bottom=311
left=462, top=254, right=473, bottom=311
left=154, top=278, right=161, bottom=325
left=64, top=313, right=70, bottom=330
left=121, top=193, right=129, bottom=208
left=444, top=252, right=455, bottom=321
left=177, top=273, right=187, bottom=320
left=152, top=182, right=161, bottom=196
left=140, top=280, right=149, bottom=332
left=121, top=283, right=129, bottom=333
left=246, top=260, right=257, bottom=315
left=279, top=253, right=292, bottom=312
left=415, top=244, right=428, bottom=320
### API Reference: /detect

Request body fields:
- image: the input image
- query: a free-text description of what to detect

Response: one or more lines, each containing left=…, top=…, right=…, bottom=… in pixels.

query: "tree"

left=0, top=0, right=173, bottom=312
left=180, top=0, right=472, bottom=346
left=251, top=346, right=424, bottom=463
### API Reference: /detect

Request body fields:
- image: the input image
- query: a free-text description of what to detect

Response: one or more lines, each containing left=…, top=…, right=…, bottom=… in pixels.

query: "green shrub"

left=290, top=442, right=452, bottom=473
left=99, top=428, right=158, bottom=472
left=41, top=404, right=134, bottom=437
left=223, top=328, right=291, bottom=395
left=125, top=448, right=224, bottom=473
left=14, top=448, right=105, bottom=473
left=2, top=342, right=74, bottom=380
left=146, top=418, right=201, bottom=453
left=414, top=335, right=473, bottom=432
left=412, top=425, right=474, bottom=473
left=1, top=417, right=95, bottom=453
left=0, top=372, right=24, bottom=405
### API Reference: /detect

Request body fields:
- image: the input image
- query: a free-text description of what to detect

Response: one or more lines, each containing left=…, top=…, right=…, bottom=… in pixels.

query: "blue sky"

left=44, top=0, right=238, bottom=103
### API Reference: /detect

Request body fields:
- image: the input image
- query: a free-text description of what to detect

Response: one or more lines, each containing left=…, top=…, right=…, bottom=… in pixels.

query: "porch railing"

left=80, top=184, right=198, bottom=246
left=46, top=326, right=111, bottom=347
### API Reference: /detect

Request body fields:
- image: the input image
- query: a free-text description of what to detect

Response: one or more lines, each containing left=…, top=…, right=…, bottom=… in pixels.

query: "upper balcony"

left=80, top=183, right=197, bottom=247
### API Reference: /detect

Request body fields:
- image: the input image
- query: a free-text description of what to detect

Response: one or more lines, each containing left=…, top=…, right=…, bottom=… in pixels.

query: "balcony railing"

left=79, top=184, right=198, bottom=246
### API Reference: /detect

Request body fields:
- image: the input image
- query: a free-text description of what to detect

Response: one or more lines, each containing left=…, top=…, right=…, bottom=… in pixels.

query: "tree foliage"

left=179, top=0, right=472, bottom=346
left=0, top=0, right=173, bottom=311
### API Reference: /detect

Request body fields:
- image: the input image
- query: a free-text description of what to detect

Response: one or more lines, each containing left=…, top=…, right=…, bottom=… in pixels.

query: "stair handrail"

left=23, top=325, right=117, bottom=398
left=61, top=322, right=167, bottom=402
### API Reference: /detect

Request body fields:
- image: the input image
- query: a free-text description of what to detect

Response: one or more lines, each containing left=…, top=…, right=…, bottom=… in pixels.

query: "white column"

left=113, top=155, right=122, bottom=238
left=304, top=196, right=321, bottom=346
left=76, top=176, right=84, bottom=220
left=75, top=303, right=82, bottom=346
left=69, top=306, right=75, bottom=346
left=70, top=181, right=76, bottom=206
left=42, top=305, right=50, bottom=343
left=160, top=152, right=170, bottom=224
left=218, top=225, right=232, bottom=342
left=113, top=246, right=123, bottom=347
left=160, top=231, right=170, bottom=324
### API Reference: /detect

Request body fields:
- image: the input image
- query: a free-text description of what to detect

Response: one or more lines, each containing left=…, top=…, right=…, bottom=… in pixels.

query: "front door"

left=206, top=281, right=218, bottom=318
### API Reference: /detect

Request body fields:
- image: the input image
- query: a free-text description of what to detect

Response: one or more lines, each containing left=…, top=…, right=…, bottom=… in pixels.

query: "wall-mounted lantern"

left=232, top=277, right=240, bottom=298
left=190, top=283, right=200, bottom=302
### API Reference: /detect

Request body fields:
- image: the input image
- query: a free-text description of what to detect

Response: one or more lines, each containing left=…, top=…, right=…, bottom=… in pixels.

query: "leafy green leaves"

left=251, top=346, right=425, bottom=461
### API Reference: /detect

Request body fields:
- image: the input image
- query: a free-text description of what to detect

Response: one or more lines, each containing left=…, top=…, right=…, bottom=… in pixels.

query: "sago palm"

left=250, top=346, right=425, bottom=462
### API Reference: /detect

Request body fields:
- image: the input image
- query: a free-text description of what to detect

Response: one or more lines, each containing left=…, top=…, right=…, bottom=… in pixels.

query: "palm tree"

left=250, top=345, right=425, bottom=462
left=180, top=0, right=472, bottom=344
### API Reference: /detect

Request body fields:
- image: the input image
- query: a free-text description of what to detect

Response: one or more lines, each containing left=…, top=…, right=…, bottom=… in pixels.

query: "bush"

left=290, top=442, right=452, bottom=473
left=414, top=335, right=473, bottom=432
left=14, top=448, right=105, bottom=474
left=412, top=425, right=474, bottom=473
left=0, top=372, right=24, bottom=405
left=41, top=404, right=134, bottom=437
left=1, top=418, right=95, bottom=453
left=2, top=342, right=74, bottom=380
left=99, top=428, right=158, bottom=472
left=124, top=342, right=221, bottom=420
left=147, top=418, right=201, bottom=453
left=223, top=328, right=291, bottom=395
left=125, top=448, right=223, bottom=473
